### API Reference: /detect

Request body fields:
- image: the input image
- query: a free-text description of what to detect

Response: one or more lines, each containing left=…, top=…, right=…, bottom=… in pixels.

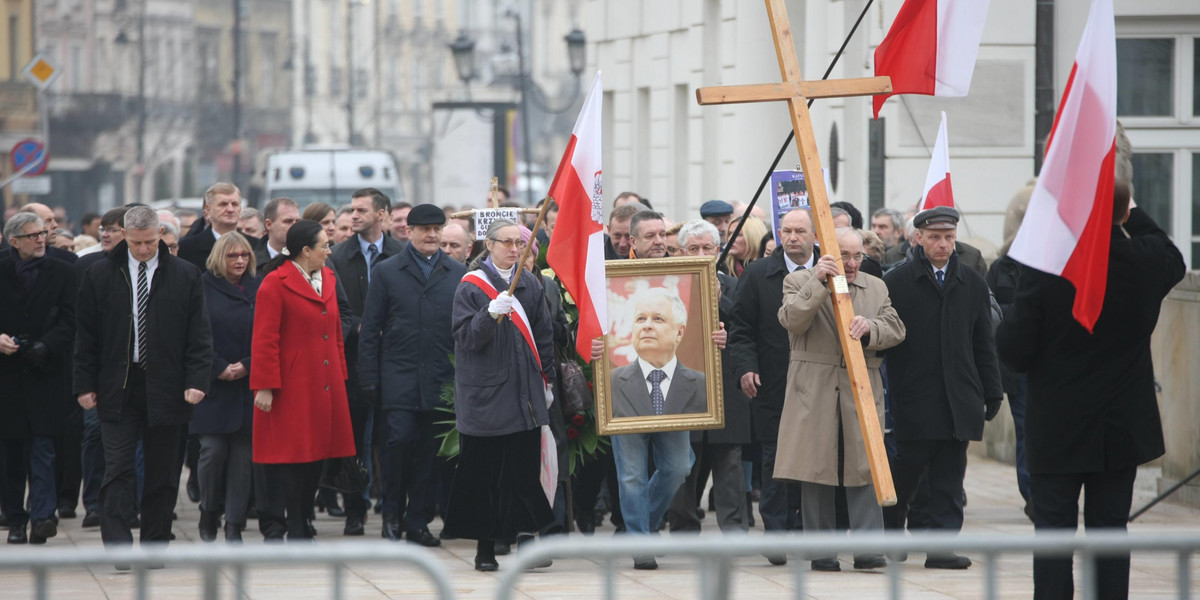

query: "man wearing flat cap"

left=700, top=200, right=735, bottom=244
left=358, top=202, right=465, bottom=546
left=881, top=205, right=1003, bottom=570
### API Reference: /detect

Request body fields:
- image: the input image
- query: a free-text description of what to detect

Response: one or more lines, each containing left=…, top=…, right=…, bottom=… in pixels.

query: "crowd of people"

left=0, top=160, right=1183, bottom=598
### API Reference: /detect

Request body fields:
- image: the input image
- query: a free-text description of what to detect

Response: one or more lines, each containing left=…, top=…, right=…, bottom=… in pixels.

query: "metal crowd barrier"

left=495, top=531, right=1200, bottom=600
left=0, top=541, right=455, bottom=600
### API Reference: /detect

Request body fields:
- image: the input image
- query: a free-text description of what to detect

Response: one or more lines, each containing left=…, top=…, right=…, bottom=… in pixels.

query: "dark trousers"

left=253, top=463, right=287, bottom=539
left=759, top=441, right=800, bottom=531
left=342, top=403, right=373, bottom=520
left=571, top=444, right=623, bottom=530
left=668, top=442, right=746, bottom=532
left=80, top=407, right=104, bottom=513
left=197, top=429, right=253, bottom=524
left=1, top=436, right=57, bottom=525
left=264, top=461, right=322, bottom=540
left=1031, top=467, right=1137, bottom=600
left=98, top=369, right=183, bottom=546
left=1009, top=375, right=1032, bottom=502
left=380, top=409, right=437, bottom=533
left=883, top=439, right=968, bottom=532
left=55, top=403, right=83, bottom=512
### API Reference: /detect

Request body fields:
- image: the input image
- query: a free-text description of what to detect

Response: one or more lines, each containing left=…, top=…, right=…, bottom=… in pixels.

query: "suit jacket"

left=611, top=359, right=706, bottom=418
left=74, top=241, right=213, bottom=426
left=327, top=233, right=405, bottom=405
left=996, top=208, right=1185, bottom=474
left=178, top=226, right=220, bottom=270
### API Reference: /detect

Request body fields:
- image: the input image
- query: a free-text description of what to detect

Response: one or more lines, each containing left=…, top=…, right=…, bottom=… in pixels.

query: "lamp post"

left=449, top=19, right=586, bottom=206
left=115, top=2, right=148, bottom=204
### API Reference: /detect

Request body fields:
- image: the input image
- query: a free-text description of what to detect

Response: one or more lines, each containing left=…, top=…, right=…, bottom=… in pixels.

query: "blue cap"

left=700, top=200, right=734, bottom=218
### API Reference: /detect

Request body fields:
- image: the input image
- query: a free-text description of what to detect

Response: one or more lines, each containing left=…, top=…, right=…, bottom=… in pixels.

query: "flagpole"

left=496, top=196, right=554, bottom=323
left=717, top=0, right=876, bottom=267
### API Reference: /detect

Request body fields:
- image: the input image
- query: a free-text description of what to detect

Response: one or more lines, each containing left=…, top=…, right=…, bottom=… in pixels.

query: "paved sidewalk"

left=1, top=456, right=1197, bottom=599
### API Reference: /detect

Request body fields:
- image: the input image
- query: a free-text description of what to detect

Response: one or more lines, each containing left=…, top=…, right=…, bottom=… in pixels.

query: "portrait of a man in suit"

left=611, top=288, right=707, bottom=418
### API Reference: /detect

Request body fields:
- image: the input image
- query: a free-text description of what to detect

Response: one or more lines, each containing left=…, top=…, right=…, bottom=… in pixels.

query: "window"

left=1131, top=153, right=1173, bottom=229
left=1193, top=153, right=1200, bottom=266
left=1117, top=39, right=1174, bottom=117
left=9, top=15, right=20, bottom=79
left=260, top=33, right=276, bottom=107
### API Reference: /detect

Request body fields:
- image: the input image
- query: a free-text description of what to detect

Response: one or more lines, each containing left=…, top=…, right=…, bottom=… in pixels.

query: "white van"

left=259, top=146, right=402, bottom=209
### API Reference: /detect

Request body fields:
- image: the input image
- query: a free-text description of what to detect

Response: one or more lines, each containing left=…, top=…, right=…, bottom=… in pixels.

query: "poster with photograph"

left=770, top=168, right=829, bottom=244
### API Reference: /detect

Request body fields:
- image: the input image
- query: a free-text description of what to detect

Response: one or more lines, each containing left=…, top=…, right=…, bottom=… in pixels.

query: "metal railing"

left=495, top=531, right=1200, bottom=600
left=0, top=541, right=455, bottom=600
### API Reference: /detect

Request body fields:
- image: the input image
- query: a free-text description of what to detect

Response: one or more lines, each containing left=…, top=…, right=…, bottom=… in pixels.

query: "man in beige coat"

left=776, top=228, right=906, bottom=572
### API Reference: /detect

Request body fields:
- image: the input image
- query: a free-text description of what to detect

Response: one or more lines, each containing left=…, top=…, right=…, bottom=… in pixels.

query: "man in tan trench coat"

left=776, top=228, right=906, bottom=572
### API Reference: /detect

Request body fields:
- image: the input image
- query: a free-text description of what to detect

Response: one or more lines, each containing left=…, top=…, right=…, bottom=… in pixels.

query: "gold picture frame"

left=594, top=256, right=724, bottom=435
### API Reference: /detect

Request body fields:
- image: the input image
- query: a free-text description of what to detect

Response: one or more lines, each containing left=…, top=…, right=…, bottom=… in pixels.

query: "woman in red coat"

left=250, top=220, right=355, bottom=540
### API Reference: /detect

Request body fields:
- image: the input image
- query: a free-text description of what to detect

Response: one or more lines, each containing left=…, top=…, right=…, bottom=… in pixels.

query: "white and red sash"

left=462, top=269, right=547, bottom=384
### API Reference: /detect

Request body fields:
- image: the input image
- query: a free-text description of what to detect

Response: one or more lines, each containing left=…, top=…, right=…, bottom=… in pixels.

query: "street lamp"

left=448, top=21, right=587, bottom=205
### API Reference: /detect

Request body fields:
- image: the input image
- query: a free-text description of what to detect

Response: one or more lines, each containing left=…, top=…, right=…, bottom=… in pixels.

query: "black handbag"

left=559, top=359, right=592, bottom=416
left=319, top=457, right=368, bottom=494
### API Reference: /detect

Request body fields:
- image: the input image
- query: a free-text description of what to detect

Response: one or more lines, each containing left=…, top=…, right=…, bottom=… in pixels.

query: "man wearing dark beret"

left=700, top=200, right=735, bottom=244
left=358, top=201, right=465, bottom=547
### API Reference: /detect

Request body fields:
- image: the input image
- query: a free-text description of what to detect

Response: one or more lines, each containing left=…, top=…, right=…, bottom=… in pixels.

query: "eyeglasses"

left=312, top=243, right=332, bottom=251
left=840, top=253, right=865, bottom=263
left=12, top=231, right=48, bottom=240
left=491, top=238, right=527, bottom=250
left=226, top=252, right=252, bottom=260
left=686, top=244, right=718, bottom=255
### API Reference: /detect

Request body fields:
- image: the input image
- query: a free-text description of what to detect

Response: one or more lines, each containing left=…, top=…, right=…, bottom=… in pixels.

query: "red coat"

left=250, top=263, right=355, bottom=464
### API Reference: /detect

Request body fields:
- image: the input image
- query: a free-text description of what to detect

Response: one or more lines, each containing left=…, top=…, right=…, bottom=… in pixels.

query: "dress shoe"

left=811, top=558, right=841, bottom=572
left=58, top=506, right=77, bottom=519
left=853, top=555, right=887, bottom=570
left=343, top=515, right=365, bottom=536
left=407, top=528, right=441, bottom=547
left=328, top=506, right=346, bottom=518
left=763, top=553, right=788, bottom=566
left=632, top=555, right=658, bottom=570
left=305, top=519, right=317, bottom=538
left=186, top=477, right=200, bottom=503
left=198, top=510, right=220, bottom=542
left=81, top=511, right=100, bottom=528
left=7, top=525, right=28, bottom=544
left=925, top=554, right=972, bottom=569
left=494, top=540, right=512, bottom=556
left=474, top=555, right=499, bottom=572
left=381, top=519, right=403, bottom=541
left=29, top=520, right=57, bottom=545
left=225, top=522, right=243, bottom=544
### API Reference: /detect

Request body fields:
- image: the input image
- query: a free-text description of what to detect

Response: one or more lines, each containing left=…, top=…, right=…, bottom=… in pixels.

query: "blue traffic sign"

left=10, top=139, right=48, bottom=176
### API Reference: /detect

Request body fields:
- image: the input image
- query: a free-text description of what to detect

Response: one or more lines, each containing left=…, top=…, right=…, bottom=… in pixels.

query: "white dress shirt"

left=128, top=250, right=160, bottom=363
left=783, top=251, right=817, bottom=273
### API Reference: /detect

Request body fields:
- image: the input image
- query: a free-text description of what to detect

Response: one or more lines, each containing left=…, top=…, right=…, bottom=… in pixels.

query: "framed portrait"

left=593, top=256, right=724, bottom=435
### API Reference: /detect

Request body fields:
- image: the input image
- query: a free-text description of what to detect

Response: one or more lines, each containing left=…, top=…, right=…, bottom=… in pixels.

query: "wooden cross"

left=696, top=0, right=896, bottom=506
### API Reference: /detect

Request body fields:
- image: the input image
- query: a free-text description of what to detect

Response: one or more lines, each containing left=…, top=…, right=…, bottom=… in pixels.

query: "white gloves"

left=488, top=291, right=515, bottom=317
left=544, top=382, right=555, bottom=409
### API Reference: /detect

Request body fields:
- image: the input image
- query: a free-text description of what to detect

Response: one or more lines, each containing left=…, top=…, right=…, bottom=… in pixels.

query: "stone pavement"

left=1, top=456, right=1198, bottom=599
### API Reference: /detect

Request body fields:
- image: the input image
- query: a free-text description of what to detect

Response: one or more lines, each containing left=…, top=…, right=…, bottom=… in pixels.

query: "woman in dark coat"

left=192, top=232, right=259, bottom=543
left=250, top=221, right=356, bottom=541
left=444, top=219, right=556, bottom=571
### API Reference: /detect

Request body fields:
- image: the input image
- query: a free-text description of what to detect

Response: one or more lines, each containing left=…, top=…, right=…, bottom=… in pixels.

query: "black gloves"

left=16, top=341, right=50, bottom=369
left=984, top=398, right=1003, bottom=421
left=360, top=386, right=378, bottom=407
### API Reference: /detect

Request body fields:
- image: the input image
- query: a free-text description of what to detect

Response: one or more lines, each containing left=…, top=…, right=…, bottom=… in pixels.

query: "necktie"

left=936, top=270, right=945, bottom=287
left=366, top=243, right=379, bottom=281
left=648, top=369, right=666, bottom=415
left=136, top=261, right=148, bottom=365
left=794, top=264, right=806, bottom=273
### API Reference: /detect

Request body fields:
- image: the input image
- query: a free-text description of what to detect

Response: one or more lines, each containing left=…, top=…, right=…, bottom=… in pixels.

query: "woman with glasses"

left=192, top=232, right=259, bottom=543
left=444, top=218, right=556, bottom=571
left=250, top=220, right=355, bottom=541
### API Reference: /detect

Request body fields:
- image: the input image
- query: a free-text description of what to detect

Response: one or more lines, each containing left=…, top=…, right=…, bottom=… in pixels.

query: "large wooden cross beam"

left=696, top=0, right=896, bottom=506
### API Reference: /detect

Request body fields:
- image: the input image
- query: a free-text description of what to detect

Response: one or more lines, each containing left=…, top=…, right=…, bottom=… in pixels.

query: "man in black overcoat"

left=996, top=183, right=1185, bottom=599
left=327, top=187, right=405, bottom=536
left=0, top=213, right=76, bottom=544
left=728, top=208, right=817, bottom=561
left=358, top=203, right=464, bottom=545
left=74, top=206, right=213, bottom=553
left=881, top=206, right=1003, bottom=570
left=178, top=182, right=247, bottom=270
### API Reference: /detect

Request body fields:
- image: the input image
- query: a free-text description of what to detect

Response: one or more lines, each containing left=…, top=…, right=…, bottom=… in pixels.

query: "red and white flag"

left=872, top=0, right=991, bottom=118
left=918, top=112, right=955, bottom=212
left=546, top=73, right=608, bottom=361
left=1008, top=0, right=1116, bottom=333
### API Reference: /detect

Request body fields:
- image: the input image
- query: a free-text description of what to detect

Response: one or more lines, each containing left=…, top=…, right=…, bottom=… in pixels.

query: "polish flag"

left=872, top=0, right=992, bottom=118
left=546, top=73, right=608, bottom=360
left=1008, top=0, right=1116, bottom=333
left=918, top=112, right=955, bottom=212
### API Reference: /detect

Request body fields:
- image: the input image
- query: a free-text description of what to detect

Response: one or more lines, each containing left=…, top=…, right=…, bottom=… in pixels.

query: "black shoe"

left=1023, top=501, right=1035, bottom=523
left=29, top=520, right=57, bottom=545
left=58, top=506, right=77, bottom=519
left=632, top=555, right=658, bottom=570
left=81, top=511, right=100, bottom=528
left=746, top=492, right=756, bottom=528
left=198, top=510, right=219, bottom=542
left=576, top=520, right=595, bottom=535
left=305, top=518, right=317, bottom=538
left=7, top=525, right=28, bottom=544
left=516, top=534, right=550, bottom=568
left=186, top=477, right=200, bottom=503
left=381, top=519, right=403, bottom=541
left=225, top=522, right=243, bottom=544
left=407, top=528, right=441, bottom=547
left=811, top=558, right=841, bottom=572
left=474, top=555, right=499, bottom=572
left=343, top=515, right=365, bottom=536
left=925, top=554, right=972, bottom=569
left=764, top=553, right=787, bottom=566
left=854, top=555, right=887, bottom=570
left=494, top=540, right=512, bottom=556
left=327, top=506, right=346, bottom=518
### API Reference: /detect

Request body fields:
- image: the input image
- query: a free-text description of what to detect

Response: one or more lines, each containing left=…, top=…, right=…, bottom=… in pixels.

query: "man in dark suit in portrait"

left=611, top=289, right=706, bottom=418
